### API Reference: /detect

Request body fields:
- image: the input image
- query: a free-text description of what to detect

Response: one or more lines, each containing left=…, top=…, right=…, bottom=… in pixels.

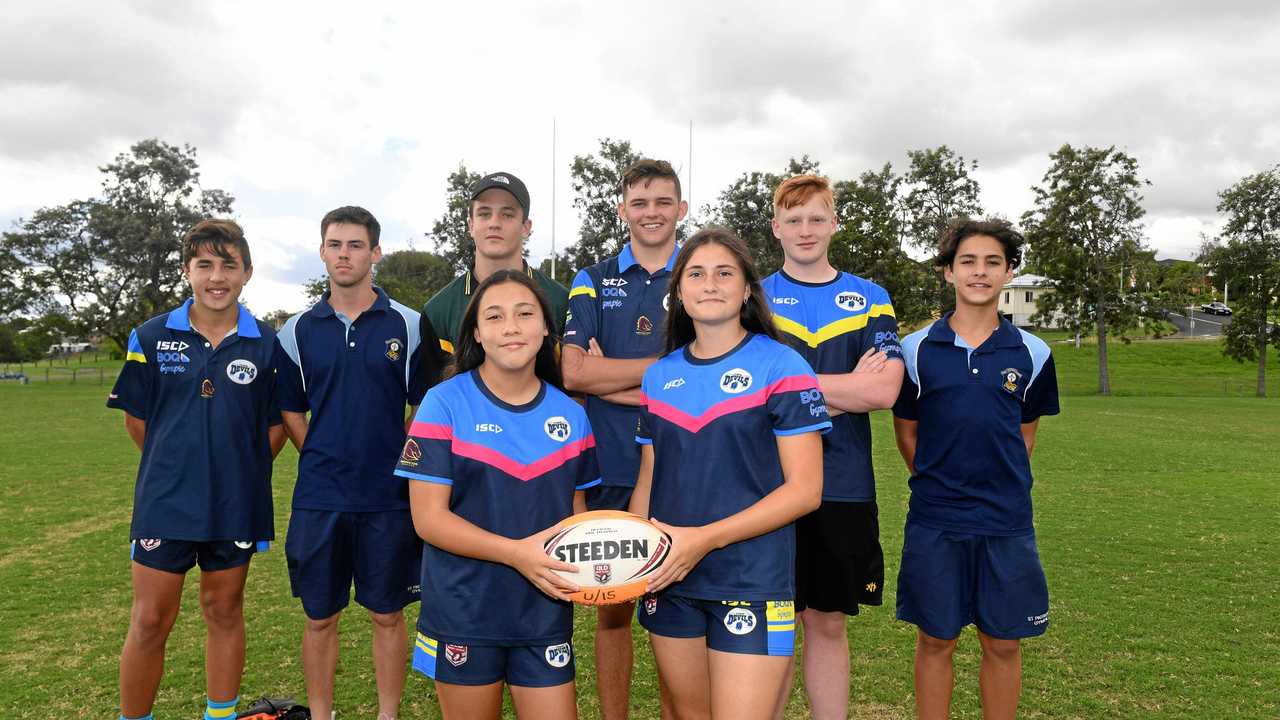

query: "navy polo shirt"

left=762, top=270, right=903, bottom=502
left=107, top=300, right=280, bottom=542
left=892, top=315, right=1060, bottom=535
left=563, top=243, right=677, bottom=487
left=275, top=287, right=428, bottom=512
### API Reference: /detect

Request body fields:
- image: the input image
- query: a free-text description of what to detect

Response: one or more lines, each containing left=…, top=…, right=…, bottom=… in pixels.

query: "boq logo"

left=226, top=359, right=258, bottom=385
left=719, top=368, right=753, bottom=394
left=835, top=291, right=866, bottom=312
left=544, top=416, right=571, bottom=442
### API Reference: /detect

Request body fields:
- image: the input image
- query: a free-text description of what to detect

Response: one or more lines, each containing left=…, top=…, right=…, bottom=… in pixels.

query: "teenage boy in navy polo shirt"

left=762, top=175, right=903, bottom=720
left=275, top=206, right=431, bottom=720
left=561, top=159, right=685, bottom=720
left=892, top=218, right=1059, bottom=720
left=108, top=219, right=285, bottom=720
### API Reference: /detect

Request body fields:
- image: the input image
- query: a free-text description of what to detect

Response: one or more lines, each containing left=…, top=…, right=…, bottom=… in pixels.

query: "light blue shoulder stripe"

left=278, top=311, right=306, bottom=392
left=900, top=326, right=929, bottom=397
left=1017, top=328, right=1052, bottom=400
left=389, top=299, right=422, bottom=388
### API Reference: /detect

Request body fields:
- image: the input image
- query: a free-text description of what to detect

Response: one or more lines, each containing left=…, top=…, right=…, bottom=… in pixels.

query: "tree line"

left=2, top=139, right=1276, bottom=397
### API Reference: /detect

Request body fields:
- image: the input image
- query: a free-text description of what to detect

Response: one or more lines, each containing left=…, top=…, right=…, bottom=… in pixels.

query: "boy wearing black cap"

left=422, top=172, right=568, bottom=356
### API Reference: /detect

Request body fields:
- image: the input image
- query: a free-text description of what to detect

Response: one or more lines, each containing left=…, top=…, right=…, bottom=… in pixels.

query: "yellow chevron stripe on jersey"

left=569, top=285, right=596, bottom=299
left=772, top=303, right=896, bottom=348
left=126, top=350, right=147, bottom=363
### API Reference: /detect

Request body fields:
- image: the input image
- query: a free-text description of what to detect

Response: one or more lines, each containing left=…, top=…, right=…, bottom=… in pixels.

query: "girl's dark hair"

left=935, top=217, right=1024, bottom=270
left=663, top=226, right=783, bottom=355
left=447, top=269, right=563, bottom=390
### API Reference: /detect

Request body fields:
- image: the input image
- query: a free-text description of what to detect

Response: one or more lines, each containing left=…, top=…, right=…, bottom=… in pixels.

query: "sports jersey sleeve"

left=395, top=388, right=454, bottom=484
left=106, top=328, right=151, bottom=419
left=635, top=371, right=654, bottom=445
left=562, top=270, right=598, bottom=350
left=407, top=314, right=445, bottom=404
left=1022, top=353, right=1060, bottom=423
left=766, top=348, right=832, bottom=436
left=272, top=335, right=308, bottom=413
left=892, top=373, right=920, bottom=420
left=862, top=285, right=904, bottom=362
left=575, top=412, right=603, bottom=490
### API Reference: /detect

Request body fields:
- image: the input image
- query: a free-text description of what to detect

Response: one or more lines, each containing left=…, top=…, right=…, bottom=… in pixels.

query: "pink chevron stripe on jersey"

left=408, top=422, right=596, bottom=482
left=641, top=375, right=819, bottom=434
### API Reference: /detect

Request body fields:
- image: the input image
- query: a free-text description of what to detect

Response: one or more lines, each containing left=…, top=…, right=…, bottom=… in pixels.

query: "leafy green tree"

left=426, top=163, right=483, bottom=273
left=1203, top=165, right=1280, bottom=397
left=565, top=138, right=643, bottom=272
left=303, top=275, right=329, bottom=305
left=832, top=164, right=935, bottom=327
left=1022, top=144, right=1160, bottom=395
left=375, top=250, right=455, bottom=310
left=902, top=146, right=984, bottom=252
left=14, top=312, right=77, bottom=361
left=703, top=156, right=821, bottom=275
left=0, top=139, right=234, bottom=349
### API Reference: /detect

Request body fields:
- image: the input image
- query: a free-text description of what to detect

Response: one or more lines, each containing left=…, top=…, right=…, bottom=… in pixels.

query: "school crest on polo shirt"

left=385, top=338, right=403, bottom=361
left=1000, top=367, right=1023, bottom=394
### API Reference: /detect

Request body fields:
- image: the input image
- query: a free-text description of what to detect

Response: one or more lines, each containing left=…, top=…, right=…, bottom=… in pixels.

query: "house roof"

left=1006, top=274, right=1051, bottom=288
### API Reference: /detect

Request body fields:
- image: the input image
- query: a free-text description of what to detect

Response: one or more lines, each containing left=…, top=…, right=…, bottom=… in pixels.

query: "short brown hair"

left=622, top=159, right=681, bottom=200
left=935, top=217, right=1024, bottom=269
left=321, top=206, right=381, bottom=248
left=182, top=219, right=251, bottom=269
left=773, top=174, right=834, bottom=213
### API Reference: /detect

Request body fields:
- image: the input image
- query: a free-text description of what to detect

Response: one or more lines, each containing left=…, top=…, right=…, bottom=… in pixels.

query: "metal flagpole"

left=552, top=117, right=557, bottom=279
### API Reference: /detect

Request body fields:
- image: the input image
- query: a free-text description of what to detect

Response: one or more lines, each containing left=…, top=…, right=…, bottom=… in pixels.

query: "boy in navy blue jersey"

left=108, top=219, right=285, bottom=720
left=562, top=158, right=686, bottom=719
left=275, top=206, right=432, bottom=720
left=762, top=175, right=903, bottom=720
left=892, top=219, right=1059, bottom=720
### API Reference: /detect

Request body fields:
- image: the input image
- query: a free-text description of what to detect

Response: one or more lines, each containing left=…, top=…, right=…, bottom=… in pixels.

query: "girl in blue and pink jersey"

left=630, top=228, right=830, bottom=719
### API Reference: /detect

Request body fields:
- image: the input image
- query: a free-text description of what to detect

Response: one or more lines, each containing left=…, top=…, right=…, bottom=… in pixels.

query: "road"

left=1165, top=310, right=1232, bottom=337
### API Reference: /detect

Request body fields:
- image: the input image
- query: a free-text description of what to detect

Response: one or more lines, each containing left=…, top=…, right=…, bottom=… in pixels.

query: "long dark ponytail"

left=448, top=269, right=564, bottom=391
left=662, top=226, right=783, bottom=355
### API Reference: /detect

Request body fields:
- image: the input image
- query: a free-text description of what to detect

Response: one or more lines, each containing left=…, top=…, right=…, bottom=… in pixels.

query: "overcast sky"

left=4, top=0, right=1278, bottom=313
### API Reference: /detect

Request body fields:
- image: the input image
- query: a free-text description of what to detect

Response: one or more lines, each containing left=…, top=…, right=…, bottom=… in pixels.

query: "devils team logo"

left=594, top=563, right=612, bottom=584
left=444, top=644, right=468, bottom=667
left=723, top=607, right=757, bottom=635
left=719, top=368, right=753, bottom=394
left=544, top=416, right=571, bottom=442
left=835, top=291, right=867, bottom=312
left=400, top=439, right=422, bottom=465
left=545, top=643, right=572, bottom=668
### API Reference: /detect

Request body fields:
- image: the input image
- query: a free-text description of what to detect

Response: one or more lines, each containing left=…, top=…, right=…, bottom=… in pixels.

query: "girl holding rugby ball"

left=396, top=270, right=599, bottom=720
left=629, top=228, right=830, bottom=719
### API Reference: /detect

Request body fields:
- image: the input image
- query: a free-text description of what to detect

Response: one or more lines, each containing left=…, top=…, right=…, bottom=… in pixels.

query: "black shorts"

left=794, top=501, right=884, bottom=615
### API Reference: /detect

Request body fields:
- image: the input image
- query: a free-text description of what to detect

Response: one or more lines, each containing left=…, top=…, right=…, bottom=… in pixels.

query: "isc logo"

left=600, top=278, right=628, bottom=287
left=156, top=340, right=190, bottom=351
left=476, top=423, right=503, bottom=433
left=719, top=368, right=753, bottom=394
left=835, top=291, right=866, bottom=312
left=663, top=377, right=686, bottom=391
left=772, top=297, right=799, bottom=305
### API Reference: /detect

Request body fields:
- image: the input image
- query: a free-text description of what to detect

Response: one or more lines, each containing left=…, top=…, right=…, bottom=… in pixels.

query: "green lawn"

left=1, top=341, right=1277, bottom=719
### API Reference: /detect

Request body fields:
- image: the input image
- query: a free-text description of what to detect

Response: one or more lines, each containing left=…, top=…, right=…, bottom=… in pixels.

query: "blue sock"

left=204, top=696, right=238, bottom=720
left=121, top=714, right=153, bottom=720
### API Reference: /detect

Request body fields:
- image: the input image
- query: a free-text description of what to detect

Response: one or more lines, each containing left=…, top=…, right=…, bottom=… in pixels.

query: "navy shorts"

left=637, top=594, right=795, bottom=656
left=285, top=509, right=422, bottom=619
left=584, top=484, right=634, bottom=512
left=795, top=500, right=884, bottom=615
left=896, top=521, right=1049, bottom=641
left=131, top=538, right=265, bottom=574
left=412, top=631, right=575, bottom=688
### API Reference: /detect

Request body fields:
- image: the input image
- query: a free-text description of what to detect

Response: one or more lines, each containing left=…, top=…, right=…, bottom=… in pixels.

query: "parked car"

left=1200, top=302, right=1232, bottom=316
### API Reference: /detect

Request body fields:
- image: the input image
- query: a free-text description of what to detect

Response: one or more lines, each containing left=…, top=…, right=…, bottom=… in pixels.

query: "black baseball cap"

left=469, top=172, right=530, bottom=217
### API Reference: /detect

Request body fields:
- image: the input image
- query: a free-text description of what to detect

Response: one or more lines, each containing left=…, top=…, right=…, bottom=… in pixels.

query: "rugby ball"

left=544, top=510, right=671, bottom=606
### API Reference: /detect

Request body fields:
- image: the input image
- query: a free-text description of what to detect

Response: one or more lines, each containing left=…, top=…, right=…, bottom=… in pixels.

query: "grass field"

left=1, top=338, right=1277, bottom=718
